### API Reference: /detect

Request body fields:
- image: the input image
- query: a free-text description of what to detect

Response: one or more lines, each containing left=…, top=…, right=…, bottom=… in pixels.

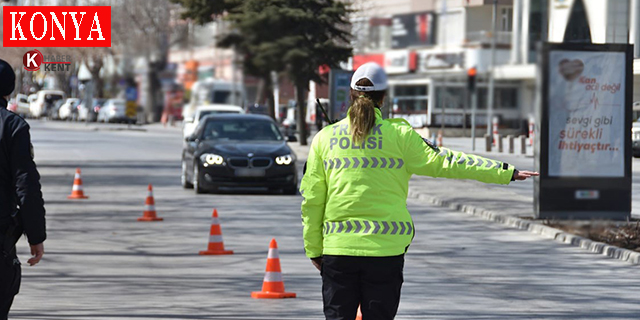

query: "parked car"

left=30, top=90, right=65, bottom=118
left=7, top=98, right=18, bottom=113
left=97, top=99, right=135, bottom=123
left=13, top=93, right=30, bottom=117
left=182, top=104, right=244, bottom=138
left=182, top=114, right=297, bottom=194
left=78, top=98, right=106, bottom=122
left=47, top=99, right=65, bottom=120
left=27, top=94, right=37, bottom=117
left=633, top=120, right=640, bottom=158
left=58, top=98, right=80, bottom=121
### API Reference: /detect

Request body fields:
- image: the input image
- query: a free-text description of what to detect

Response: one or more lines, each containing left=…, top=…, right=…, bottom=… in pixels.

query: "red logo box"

left=3, top=6, right=111, bottom=47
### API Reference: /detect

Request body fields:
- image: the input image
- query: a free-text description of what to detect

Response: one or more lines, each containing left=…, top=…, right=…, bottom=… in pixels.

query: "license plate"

left=235, top=168, right=265, bottom=177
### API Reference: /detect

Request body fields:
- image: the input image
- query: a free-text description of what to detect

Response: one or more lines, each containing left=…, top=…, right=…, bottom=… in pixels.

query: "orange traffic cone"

left=251, top=239, right=296, bottom=299
left=137, top=184, right=163, bottom=221
left=68, top=168, right=89, bottom=199
left=199, top=209, right=233, bottom=255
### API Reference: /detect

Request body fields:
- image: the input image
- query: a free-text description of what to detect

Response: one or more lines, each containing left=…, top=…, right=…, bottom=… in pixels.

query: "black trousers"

left=322, top=255, right=404, bottom=320
left=0, top=249, right=20, bottom=320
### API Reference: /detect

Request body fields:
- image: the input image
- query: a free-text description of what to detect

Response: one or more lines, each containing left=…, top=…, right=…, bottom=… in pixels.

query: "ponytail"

left=349, top=95, right=376, bottom=145
left=349, top=78, right=386, bottom=145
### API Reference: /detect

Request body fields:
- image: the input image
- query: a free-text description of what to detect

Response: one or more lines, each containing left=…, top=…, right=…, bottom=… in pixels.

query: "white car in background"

left=58, top=98, right=80, bottom=120
left=97, top=99, right=135, bottom=123
left=14, top=94, right=31, bottom=117
left=30, top=90, right=65, bottom=118
left=182, top=104, right=244, bottom=138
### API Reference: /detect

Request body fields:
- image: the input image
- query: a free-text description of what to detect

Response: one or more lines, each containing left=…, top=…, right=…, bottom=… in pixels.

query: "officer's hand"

left=513, top=170, right=539, bottom=181
left=27, top=243, right=44, bottom=266
left=310, top=257, right=323, bottom=272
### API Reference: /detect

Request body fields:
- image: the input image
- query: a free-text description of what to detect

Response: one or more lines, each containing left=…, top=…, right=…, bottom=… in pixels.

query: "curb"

left=407, top=190, right=640, bottom=265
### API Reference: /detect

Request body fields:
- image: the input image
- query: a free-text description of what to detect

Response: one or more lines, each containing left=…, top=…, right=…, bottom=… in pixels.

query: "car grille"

left=229, top=158, right=249, bottom=167
left=227, top=157, right=273, bottom=168
left=252, top=158, right=271, bottom=168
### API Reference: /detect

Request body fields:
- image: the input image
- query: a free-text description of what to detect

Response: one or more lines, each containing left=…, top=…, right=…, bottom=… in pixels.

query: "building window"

left=477, top=87, right=518, bottom=109
left=528, top=0, right=548, bottom=63
left=368, top=18, right=392, bottom=51
left=435, top=86, right=466, bottom=110
left=501, top=8, right=513, bottom=31
left=607, top=0, right=630, bottom=44
left=392, top=85, right=428, bottom=114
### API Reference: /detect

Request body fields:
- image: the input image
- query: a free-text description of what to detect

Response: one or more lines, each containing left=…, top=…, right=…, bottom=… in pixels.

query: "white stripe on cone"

left=208, top=235, right=223, bottom=243
left=147, top=191, right=153, bottom=197
left=211, top=217, right=219, bottom=225
left=72, top=185, right=83, bottom=191
left=267, top=248, right=279, bottom=259
left=263, top=271, right=283, bottom=282
left=144, top=205, right=156, bottom=212
left=75, top=173, right=81, bottom=179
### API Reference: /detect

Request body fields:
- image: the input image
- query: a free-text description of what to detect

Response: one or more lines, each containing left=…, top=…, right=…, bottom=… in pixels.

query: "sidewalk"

left=290, top=134, right=640, bottom=265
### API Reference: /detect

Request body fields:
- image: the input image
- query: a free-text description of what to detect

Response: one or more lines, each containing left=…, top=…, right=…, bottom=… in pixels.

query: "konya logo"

left=3, top=6, right=111, bottom=47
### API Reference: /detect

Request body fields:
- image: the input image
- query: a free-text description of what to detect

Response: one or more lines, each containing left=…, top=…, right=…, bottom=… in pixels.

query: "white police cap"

left=350, top=62, right=388, bottom=92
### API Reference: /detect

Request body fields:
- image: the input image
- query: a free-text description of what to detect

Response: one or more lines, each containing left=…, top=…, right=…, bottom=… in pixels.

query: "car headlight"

left=200, top=153, right=224, bottom=166
left=275, top=154, right=294, bottom=165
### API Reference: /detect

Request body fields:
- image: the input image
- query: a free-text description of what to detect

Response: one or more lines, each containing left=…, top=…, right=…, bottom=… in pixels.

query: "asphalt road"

left=8, top=120, right=640, bottom=319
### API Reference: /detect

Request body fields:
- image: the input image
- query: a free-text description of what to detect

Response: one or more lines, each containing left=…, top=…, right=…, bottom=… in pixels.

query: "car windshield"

left=198, top=110, right=240, bottom=120
left=201, top=118, right=283, bottom=141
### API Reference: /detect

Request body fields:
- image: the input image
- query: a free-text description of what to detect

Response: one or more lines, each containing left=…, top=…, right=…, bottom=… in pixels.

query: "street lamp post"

left=486, top=0, right=498, bottom=139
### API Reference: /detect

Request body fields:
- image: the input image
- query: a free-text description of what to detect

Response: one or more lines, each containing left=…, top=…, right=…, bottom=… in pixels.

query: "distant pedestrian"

left=300, top=62, right=538, bottom=320
left=0, top=59, right=46, bottom=320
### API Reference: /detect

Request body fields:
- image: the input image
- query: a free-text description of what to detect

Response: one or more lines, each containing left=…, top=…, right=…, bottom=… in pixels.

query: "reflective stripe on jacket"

left=300, top=108, right=514, bottom=258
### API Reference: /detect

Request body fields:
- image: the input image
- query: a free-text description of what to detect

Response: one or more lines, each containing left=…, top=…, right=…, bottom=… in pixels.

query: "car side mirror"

left=185, top=135, right=196, bottom=142
left=286, top=135, right=298, bottom=142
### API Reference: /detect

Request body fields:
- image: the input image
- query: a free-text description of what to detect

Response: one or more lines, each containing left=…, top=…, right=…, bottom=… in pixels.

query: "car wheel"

left=283, top=184, right=298, bottom=195
left=193, top=162, right=205, bottom=194
left=181, top=160, right=194, bottom=189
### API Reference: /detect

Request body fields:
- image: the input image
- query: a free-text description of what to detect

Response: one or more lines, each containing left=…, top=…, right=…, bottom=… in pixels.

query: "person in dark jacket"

left=0, top=59, right=46, bottom=320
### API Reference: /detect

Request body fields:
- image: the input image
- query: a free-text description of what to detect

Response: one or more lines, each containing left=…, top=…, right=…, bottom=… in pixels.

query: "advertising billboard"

left=535, top=43, right=633, bottom=220
left=329, top=69, right=354, bottom=121
left=547, top=50, right=626, bottom=177
left=391, top=12, right=436, bottom=49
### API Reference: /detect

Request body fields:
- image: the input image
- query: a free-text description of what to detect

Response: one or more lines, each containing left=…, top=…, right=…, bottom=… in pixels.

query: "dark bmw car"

left=182, top=114, right=298, bottom=194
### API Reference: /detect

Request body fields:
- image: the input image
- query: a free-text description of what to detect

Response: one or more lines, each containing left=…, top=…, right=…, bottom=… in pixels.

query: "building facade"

left=351, top=0, right=640, bottom=134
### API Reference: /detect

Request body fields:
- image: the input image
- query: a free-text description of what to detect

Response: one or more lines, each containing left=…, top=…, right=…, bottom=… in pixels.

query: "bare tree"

left=112, top=0, right=187, bottom=123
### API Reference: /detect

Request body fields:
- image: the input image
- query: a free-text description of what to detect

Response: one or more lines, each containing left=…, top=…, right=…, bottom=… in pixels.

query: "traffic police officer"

left=300, top=62, right=537, bottom=320
left=0, top=59, right=46, bottom=320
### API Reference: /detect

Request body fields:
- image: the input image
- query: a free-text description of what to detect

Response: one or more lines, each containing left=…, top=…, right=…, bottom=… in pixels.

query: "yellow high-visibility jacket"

left=300, top=108, right=515, bottom=258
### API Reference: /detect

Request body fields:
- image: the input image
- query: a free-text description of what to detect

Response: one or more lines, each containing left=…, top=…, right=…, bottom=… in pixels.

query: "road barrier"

left=484, top=134, right=492, bottom=152
left=68, top=168, right=89, bottom=199
left=251, top=239, right=296, bottom=299
left=199, top=209, right=234, bottom=255
left=137, top=184, right=163, bottom=221
left=507, top=135, right=514, bottom=154
left=519, top=135, right=527, bottom=155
